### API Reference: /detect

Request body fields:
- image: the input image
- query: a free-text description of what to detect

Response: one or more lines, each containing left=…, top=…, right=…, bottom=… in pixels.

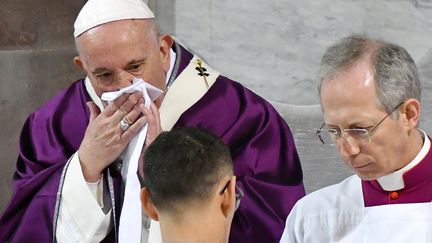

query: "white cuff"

left=87, top=175, right=104, bottom=208
left=56, top=153, right=112, bottom=242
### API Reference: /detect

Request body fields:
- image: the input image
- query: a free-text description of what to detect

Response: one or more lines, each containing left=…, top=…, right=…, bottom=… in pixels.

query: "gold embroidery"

left=195, top=59, right=210, bottom=89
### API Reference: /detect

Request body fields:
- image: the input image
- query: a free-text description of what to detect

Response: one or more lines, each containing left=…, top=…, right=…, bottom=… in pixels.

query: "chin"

left=357, top=175, right=376, bottom=181
left=355, top=171, right=381, bottom=181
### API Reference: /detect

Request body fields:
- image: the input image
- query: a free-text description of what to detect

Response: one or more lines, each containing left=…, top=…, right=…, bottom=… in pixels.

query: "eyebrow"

left=92, top=68, right=111, bottom=75
left=325, top=121, right=373, bottom=129
left=124, top=59, right=146, bottom=68
left=91, top=58, right=147, bottom=75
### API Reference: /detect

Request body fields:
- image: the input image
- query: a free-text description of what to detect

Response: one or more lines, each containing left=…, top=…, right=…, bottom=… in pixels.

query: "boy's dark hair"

left=143, top=127, right=233, bottom=214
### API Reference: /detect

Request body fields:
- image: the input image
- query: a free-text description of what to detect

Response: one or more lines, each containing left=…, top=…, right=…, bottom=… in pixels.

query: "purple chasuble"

left=0, top=43, right=305, bottom=243
left=362, top=141, right=432, bottom=207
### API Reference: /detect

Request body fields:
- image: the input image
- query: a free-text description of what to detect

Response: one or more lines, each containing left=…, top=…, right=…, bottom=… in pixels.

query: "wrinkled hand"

left=78, top=92, right=146, bottom=182
left=143, top=102, right=162, bottom=150
left=137, top=102, right=162, bottom=180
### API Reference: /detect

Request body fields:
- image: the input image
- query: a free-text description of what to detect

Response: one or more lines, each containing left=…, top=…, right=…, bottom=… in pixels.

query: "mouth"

left=352, top=162, right=371, bottom=171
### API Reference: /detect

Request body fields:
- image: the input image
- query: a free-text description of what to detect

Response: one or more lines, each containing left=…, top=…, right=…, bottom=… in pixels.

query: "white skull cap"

left=74, top=0, right=155, bottom=37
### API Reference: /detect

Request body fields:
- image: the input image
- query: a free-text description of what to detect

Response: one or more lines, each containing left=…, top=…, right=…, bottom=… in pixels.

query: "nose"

left=337, top=136, right=360, bottom=158
left=116, top=70, right=134, bottom=88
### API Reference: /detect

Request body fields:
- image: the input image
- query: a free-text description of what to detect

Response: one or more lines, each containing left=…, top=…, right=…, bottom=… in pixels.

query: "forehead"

left=76, top=20, right=157, bottom=66
left=320, top=60, right=385, bottom=125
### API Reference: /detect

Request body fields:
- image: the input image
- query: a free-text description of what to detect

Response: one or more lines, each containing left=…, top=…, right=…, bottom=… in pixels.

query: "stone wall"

left=0, top=0, right=85, bottom=212
left=153, top=0, right=432, bottom=105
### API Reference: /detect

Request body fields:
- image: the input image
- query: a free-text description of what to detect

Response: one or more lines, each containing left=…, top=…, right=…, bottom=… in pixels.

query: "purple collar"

left=362, top=137, right=432, bottom=207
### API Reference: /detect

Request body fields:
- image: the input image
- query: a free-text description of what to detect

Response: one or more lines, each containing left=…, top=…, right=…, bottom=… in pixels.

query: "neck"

left=404, top=129, right=425, bottom=166
left=376, top=129, right=426, bottom=190
left=160, top=209, right=228, bottom=243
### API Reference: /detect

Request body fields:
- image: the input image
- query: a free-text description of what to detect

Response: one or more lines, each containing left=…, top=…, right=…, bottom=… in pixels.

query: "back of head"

left=143, top=127, right=233, bottom=216
left=318, top=34, right=421, bottom=114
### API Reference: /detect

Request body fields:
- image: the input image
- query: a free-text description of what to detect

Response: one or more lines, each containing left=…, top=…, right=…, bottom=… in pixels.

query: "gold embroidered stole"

left=159, top=56, right=220, bottom=131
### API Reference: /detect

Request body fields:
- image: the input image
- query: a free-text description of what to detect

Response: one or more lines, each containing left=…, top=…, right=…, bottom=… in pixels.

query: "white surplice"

left=280, top=133, right=432, bottom=243
left=280, top=175, right=432, bottom=243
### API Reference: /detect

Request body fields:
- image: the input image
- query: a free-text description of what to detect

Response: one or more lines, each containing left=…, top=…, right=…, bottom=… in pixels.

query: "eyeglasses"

left=316, top=102, right=403, bottom=145
left=220, top=180, right=244, bottom=211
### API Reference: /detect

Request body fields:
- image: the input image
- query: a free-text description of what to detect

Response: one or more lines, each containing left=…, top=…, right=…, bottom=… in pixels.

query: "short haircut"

left=318, top=34, right=421, bottom=116
left=143, top=127, right=233, bottom=215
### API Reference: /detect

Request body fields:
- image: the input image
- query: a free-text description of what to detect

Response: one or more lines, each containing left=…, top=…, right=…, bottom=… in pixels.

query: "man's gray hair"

left=318, top=34, right=421, bottom=115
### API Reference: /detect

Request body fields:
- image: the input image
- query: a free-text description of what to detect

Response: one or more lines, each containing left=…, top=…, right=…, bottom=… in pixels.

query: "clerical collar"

left=166, top=48, right=176, bottom=86
left=376, top=129, right=430, bottom=191
left=85, top=48, right=177, bottom=112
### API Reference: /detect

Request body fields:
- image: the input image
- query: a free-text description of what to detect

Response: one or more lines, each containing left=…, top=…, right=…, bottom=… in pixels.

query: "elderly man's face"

left=320, top=59, right=412, bottom=180
left=74, top=19, right=172, bottom=107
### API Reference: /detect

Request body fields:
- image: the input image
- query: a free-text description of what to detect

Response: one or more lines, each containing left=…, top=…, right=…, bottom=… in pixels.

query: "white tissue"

left=101, top=78, right=163, bottom=243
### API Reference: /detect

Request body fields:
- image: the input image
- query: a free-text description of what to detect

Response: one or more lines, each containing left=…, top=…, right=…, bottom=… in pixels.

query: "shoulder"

left=216, top=75, right=265, bottom=99
left=282, top=176, right=364, bottom=242
left=211, top=75, right=280, bottom=114
left=22, top=79, right=89, bottom=148
left=17, top=80, right=89, bottom=168
left=176, top=45, right=273, bottom=111
left=208, top=76, right=293, bottom=135
left=294, top=175, right=363, bottom=213
left=31, top=79, right=87, bottom=120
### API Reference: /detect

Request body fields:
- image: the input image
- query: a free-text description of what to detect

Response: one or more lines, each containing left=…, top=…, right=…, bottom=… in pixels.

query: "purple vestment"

left=0, top=43, right=305, bottom=242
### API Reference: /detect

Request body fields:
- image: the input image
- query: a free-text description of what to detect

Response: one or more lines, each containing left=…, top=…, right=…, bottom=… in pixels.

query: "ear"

left=219, top=176, right=236, bottom=218
left=401, top=98, right=421, bottom=129
left=159, top=35, right=174, bottom=73
left=73, top=56, right=85, bottom=71
left=140, top=187, right=159, bottom=221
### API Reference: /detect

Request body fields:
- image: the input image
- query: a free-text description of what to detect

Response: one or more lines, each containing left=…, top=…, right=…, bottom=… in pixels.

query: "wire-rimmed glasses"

left=316, top=103, right=403, bottom=145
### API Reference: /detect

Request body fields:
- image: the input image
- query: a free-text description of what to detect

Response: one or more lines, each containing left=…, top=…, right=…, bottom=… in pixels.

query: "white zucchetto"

left=74, top=0, right=155, bottom=37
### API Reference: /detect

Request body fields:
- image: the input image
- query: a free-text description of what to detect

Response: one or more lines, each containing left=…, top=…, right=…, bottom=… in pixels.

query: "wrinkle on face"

left=320, top=58, right=410, bottom=180
left=74, top=19, right=168, bottom=97
left=321, top=61, right=380, bottom=128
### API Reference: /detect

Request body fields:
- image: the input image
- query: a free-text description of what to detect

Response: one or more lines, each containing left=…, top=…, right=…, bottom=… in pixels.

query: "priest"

left=280, top=35, right=431, bottom=242
left=0, top=0, right=305, bottom=242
